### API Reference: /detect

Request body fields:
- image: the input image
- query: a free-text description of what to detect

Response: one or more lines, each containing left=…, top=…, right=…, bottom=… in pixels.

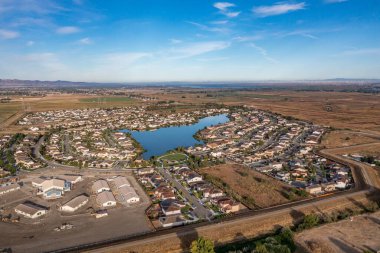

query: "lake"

left=120, top=114, right=229, bottom=159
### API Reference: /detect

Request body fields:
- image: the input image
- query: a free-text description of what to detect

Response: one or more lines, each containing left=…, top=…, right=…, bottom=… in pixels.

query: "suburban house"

left=306, top=185, right=323, bottom=195
left=216, top=198, right=240, bottom=214
left=60, top=195, right=89, bottom=212
left=0, top=183, right=20, bottom=195
left=118, top=186, right=140, bottom=203
left=15, top=202, right=48, bottom=219
left=109, top=176, right=130, bottom=189
left=96, top=191, right=117, bottom=208
left=159, top=214, right=188, bottom=228
left=186, top=173, right=203, bottom=184
left=32, top=178, right=71, bottom=199
left=160, top=199, right=185, bottom=216
left=92, top=180, right=111, bottom=193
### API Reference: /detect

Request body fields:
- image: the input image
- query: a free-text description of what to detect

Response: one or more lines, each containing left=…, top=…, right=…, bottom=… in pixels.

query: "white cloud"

left=249, top=43, right=278, bottom=63
left=253, top=2, right=306, bottom=17
left=233, top=35, right=262, bottom=42
left=211, top=20, right=229, bottom=25
left=324, top=0, right=347, bottom=3
left=170, top=39, right=183, bottom=44
left=0, top=29, right=20, bottom=39
left=214, top=2, right=235, bottom=11
left=0, top=0, right=67, bottom=14
left=26, top=40, right=35, bottom=46
left=213, top=2, right=241, bottom=18
left=56, top=26, right=80, bottom=34
left=282, top=30, right=319, bottom=39
left=187, top=21, right=229, bottom=33
left=78, top=37, right=92, bottom=45
left=168, top=41, right=230, bottom=59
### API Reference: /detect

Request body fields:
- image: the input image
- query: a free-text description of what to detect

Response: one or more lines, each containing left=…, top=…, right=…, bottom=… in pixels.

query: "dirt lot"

left=295, top=211, right=380, bottom=253
left=200, top=163, right=305, bottom=209
left=321, top=130, right=380, bottom=149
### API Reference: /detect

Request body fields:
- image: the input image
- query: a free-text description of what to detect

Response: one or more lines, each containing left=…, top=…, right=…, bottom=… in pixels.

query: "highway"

left=46, top=136, right=380, bottom=253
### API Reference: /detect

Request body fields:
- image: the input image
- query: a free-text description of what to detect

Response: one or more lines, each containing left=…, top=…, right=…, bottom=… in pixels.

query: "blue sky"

left=0, top=0, right=379, bottom=82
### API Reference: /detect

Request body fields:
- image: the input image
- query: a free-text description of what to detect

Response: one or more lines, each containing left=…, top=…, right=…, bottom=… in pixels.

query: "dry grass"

left=321, top=131, right=379, bottom=149
left=295, top=211, right=380, bottom=253
left=149, top=90, right=380, bottom=134
left=200, top=163, right=302, bottom=208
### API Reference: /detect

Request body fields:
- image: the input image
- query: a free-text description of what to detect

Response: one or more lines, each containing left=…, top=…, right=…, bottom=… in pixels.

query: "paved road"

left=157, top=166, right=212, bottom=220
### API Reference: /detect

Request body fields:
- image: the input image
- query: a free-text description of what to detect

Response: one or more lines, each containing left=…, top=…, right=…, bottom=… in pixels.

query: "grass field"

left=0, top=102, right=22, bottom=125
left=159, top=152, right=187, bottom=162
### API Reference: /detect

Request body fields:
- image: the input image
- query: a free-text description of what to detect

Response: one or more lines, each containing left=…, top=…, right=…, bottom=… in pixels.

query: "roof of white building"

left=96, top=191, right=116, bottom=205
left=92, top=180, right=110, bottom=192
left=62, top=195, right=88, bottom=209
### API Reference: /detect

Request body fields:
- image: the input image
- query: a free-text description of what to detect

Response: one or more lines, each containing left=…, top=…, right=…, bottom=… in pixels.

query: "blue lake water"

left=120, top=114, right=229, bottom=159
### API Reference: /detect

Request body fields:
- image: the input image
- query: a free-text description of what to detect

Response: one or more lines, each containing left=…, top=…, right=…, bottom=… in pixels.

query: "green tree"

left=190, top=237, right=215, bottom=253
left=255, top=243, right=269, bottom=253
left=298, top=213, right=320, bottom=230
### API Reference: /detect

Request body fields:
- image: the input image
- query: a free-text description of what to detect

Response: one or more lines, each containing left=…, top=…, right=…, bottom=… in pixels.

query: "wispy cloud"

left=187, top=21, right=229, bottom=33
left=23, top=52, right=67, bottom=72
left=233, top=35, right=262, bottom=42
left=341, top=48, right=380, bottom=56
left=211, top=20, right=229, bottom=25
left=77, top=37, right=92, bottom=45
left=253, top=2, right=306, bottom=17
left=26, top=40, right=35, bottom=46
left=168, top=41, right=230, bottom=59
left=170, top=39, right=183, bottom=44
left=0, top=0, right=68, bottom=14
left=280, top=30, right=319, bottom=39
left=213, top=2, right=241, bottom=18
left=249, top=43, right=278, bottom=63
left=0, top=29, right=20, bottom=39
left=324, top=0, right=348, bottom=4
left=56, top=26, right=80, bottom=34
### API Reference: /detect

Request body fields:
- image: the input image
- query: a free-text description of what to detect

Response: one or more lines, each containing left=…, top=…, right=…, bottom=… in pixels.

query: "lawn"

left=159, top=152, right=187, bottom=162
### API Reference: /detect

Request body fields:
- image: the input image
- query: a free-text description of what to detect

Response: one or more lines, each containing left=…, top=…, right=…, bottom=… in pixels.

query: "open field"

left=200, top=164, right=305, bottom=209
left=295, top=210, right=380, bottom=253
left=79, top=96, right=134, bottom=103
left=149, top=90, right=380, bottom=134
left=321, top=130, right=380, bottom=149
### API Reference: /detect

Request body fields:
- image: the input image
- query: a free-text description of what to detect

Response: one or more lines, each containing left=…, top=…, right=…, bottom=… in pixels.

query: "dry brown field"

left=149, top=90, right=380, bottom=134
left=295, top=210, right=380, bottom=253
left=321, top=131, right=380, bottom=149
left=200, top=163, right=305, bottom=209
